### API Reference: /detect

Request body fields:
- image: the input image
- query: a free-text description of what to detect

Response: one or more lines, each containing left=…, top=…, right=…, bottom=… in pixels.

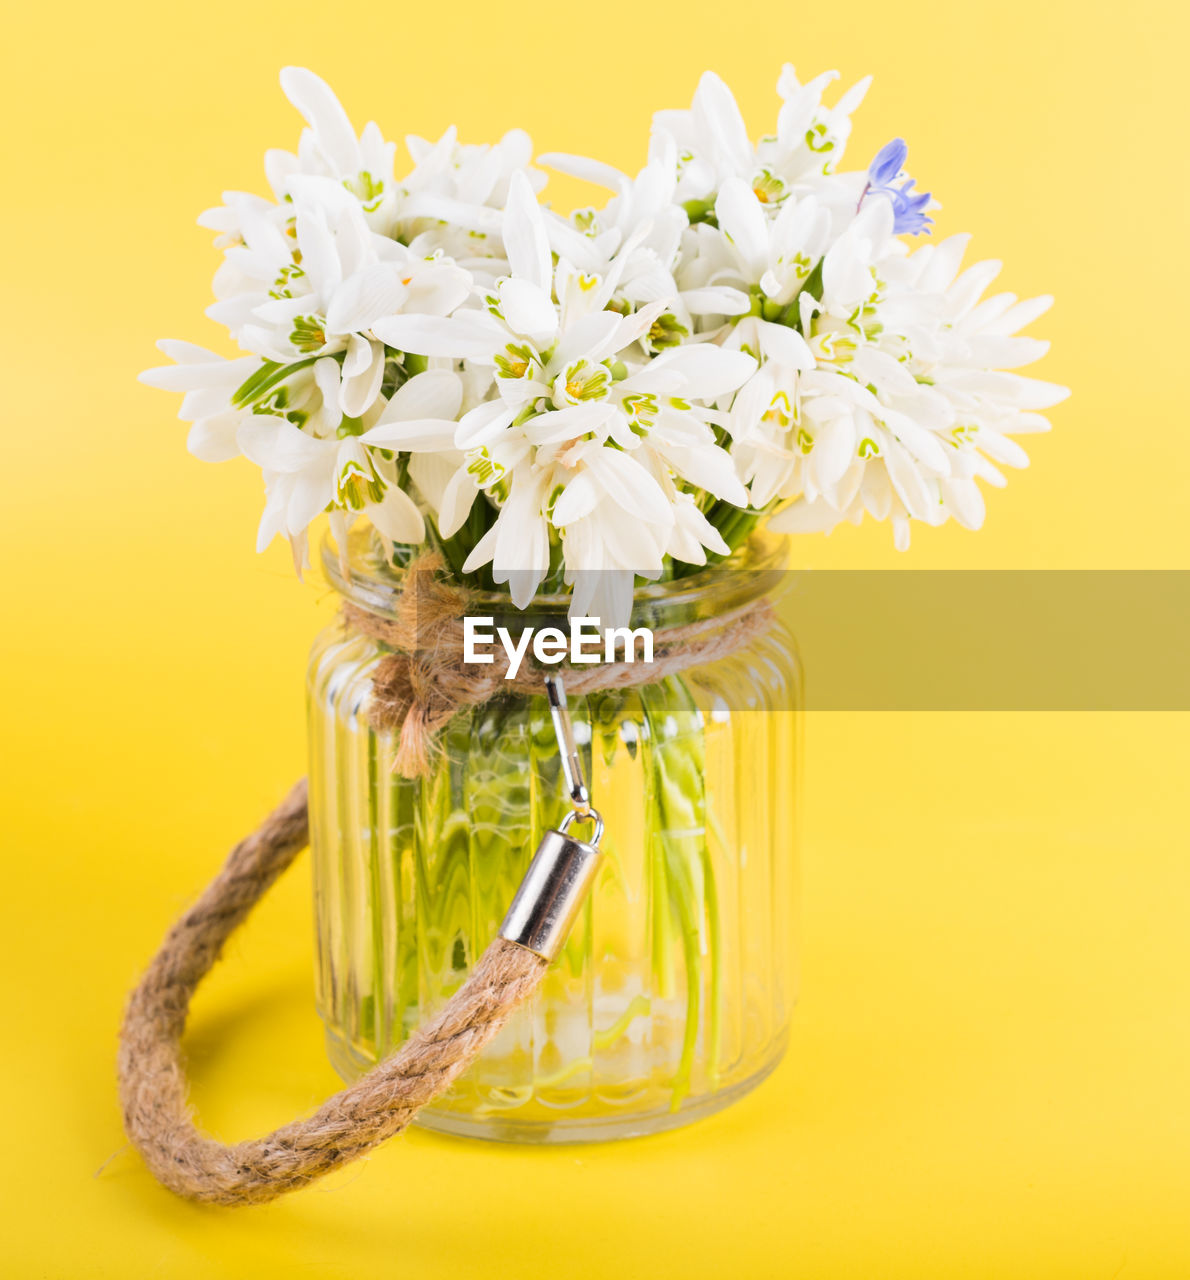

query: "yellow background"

left=2, top=0, right=1187, bottom=1275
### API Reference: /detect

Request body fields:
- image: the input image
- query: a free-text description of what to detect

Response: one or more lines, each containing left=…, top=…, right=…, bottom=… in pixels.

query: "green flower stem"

left=665, top=843, right=702, bottom=1111
left=230, top=355, right=320, bottom=407
left=594, top=992, right=652, bottom=1050
left=390, top=760, right=416, bottom=1041
left=367, top=732, right=385, bottom=1049
left=652, top=826, right=676, bottom=1002
left=434, top=501, right=496, bottom=587
left=698, top=835, right=723, bottom=1090
left=644, top=675, right=720, bottom=1108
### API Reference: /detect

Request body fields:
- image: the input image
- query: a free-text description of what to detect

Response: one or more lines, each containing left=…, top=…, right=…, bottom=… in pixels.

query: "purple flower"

left=868, top=138, right=908, bottom=187
left=861, top=138, right=933, bottom=236
left=884, top=179, right=932, bottom=235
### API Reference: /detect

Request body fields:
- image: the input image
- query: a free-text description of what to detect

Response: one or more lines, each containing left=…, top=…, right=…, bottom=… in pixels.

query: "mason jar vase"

left=307, top=532, right=801, bottom=1143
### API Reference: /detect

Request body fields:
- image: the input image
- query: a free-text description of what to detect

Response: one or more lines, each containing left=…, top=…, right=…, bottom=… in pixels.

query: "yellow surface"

left=2, top=1, right=1188, bottom=1276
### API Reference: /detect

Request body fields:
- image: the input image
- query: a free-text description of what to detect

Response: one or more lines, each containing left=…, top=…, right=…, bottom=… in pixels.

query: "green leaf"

left=230, top=356, right=319, bottom=408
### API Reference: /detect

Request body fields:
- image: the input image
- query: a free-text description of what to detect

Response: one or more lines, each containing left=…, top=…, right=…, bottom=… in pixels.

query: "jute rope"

left=118, top=553, right=772, bottom=1205
left=118, top=779, right=548, bottom=1206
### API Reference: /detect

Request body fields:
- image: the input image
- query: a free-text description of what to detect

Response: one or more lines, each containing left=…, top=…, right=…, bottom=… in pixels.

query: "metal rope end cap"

left=499, top=810, right=603, bottom=961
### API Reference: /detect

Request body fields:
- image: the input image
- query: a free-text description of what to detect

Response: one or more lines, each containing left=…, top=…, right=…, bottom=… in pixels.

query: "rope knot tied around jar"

left=342, top=553, right=506, bottom=777
left=342, top=551, right=776, bottom=779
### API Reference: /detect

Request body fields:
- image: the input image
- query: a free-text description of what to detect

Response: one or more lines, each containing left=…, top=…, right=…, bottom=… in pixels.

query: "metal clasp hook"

left=498, top=673, right=604, bottom=960
left=544, top=674, right=591, bottom=818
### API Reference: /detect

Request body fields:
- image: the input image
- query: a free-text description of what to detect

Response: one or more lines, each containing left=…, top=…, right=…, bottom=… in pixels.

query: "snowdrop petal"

left=692, top=72, right=753, bottom=176
left=498, top=277, right=559, bottom=342
left=295, top=206, right=342, bottom=300
left=339, top=340, right=385, bottom=417
left=858, top=463, right=893, bottom=520
left=359, top=418, right=458, bottom=450
left=366, top=485, right=425, bottom=544
left=139, top=349, right=255, bottom=392
left=437, top=467, right=479, bottom=538
left=971, top=454, right=1007, bottom=488
left=461, top=521, right=500, bottom=574
left=716, top=177, right=769, bottom=275
left=662, top=442, right=749, bottom=506
left=342, top=332, right=374, bottom=380
left=288, top=466, right=335, bottom=534
left=525, top=403, right=616, bottom=445
left=776, top=69, right=839, bottom=147
left=255, top=473, right=294, bottom=552
left=252, top=295, right=311, bottom=326
left=974, top=428, right=1030, bottom=469
left=455, top=399, right=516, bottom=449
left=648, top=345, right=757, bottom=398
left=152, top=339, right=233, bottom=367
left=883, top=439, right=933, bottom=520
left=769, top=498, right=845, bottom=535
left=237, top=418, right=330, bottom=472
left=186, top=414, right=242, bottom=462
left=405, top=264, right=473, bottom=318
left=809, top=416, right=856, bottom=490
left=371, top=312, right=499, bottom=359
left=400, top=192, right=504, bottom=235
left=605, top=301, right=670, bottom=356
left=993, top=374, right=1071, bottom=410
left=883, top=414, right=950, bottom=475
left=682, top=287, right=752, bottom=316
left=548, top=311, right=623, bottom=372
left=963, top=336, right=1050, bottom=369
left=677, top=498, right=731, bottom=557
left=757, top=322, right=813, bottom=370
left=985, top=294, right=1054, bottom=336
left=947, top=260, right=1002, bottom=315
left=943, top=477, right=986, bottom=530
left=538, top=152, right=627, bottom=192
left=383, top=369, right=463, bottom=422
left=503, top=170, right=552, bottom=293
left=582, top=446, right=674, bottom=524
left=326, top=265, right=409, bottom=334
left=406, top=452, right=457, bottom=512
left=917, top=234, right=971, bottom=293
left=313, top=356, right=342, bottom=426
left=280, top=66, right=360, bottom=176
left=551, top=471, right=601, bottom=526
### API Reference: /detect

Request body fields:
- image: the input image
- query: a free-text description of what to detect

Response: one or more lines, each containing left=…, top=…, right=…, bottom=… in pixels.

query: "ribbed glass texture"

left=308, top=538, right=801, bottom=1142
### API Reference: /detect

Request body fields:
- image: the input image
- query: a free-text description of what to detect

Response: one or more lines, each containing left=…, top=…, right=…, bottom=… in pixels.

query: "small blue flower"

left=887, top=180, right=933, bottom=235
left=868, top=138, right=908, bottom=186
left=861, top=138, right=933, bottom=236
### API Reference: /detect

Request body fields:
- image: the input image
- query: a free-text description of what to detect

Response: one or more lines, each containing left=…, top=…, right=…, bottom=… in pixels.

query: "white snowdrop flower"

left=651, top=65, right=870, bottom=213
left=398, top=127, right=545, bottom=276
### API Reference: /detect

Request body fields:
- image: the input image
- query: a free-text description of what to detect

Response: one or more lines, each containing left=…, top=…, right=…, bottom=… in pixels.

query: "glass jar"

left=307, top=532, right=801, bottom=1143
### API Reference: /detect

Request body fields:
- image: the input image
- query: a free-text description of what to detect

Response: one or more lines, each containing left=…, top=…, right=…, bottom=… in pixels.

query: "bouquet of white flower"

left=133, top=66, right=1072, bottom=1153
left=143, top=64, right=1066, bottom=624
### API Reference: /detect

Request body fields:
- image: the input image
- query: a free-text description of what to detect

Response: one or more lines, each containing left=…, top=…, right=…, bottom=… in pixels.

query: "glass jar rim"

left=320, top=527, right=789, bottom=628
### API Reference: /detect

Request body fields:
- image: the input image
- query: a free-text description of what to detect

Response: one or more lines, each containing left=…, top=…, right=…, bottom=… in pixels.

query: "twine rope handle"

left=118, top=779, right=548, bottom=1206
